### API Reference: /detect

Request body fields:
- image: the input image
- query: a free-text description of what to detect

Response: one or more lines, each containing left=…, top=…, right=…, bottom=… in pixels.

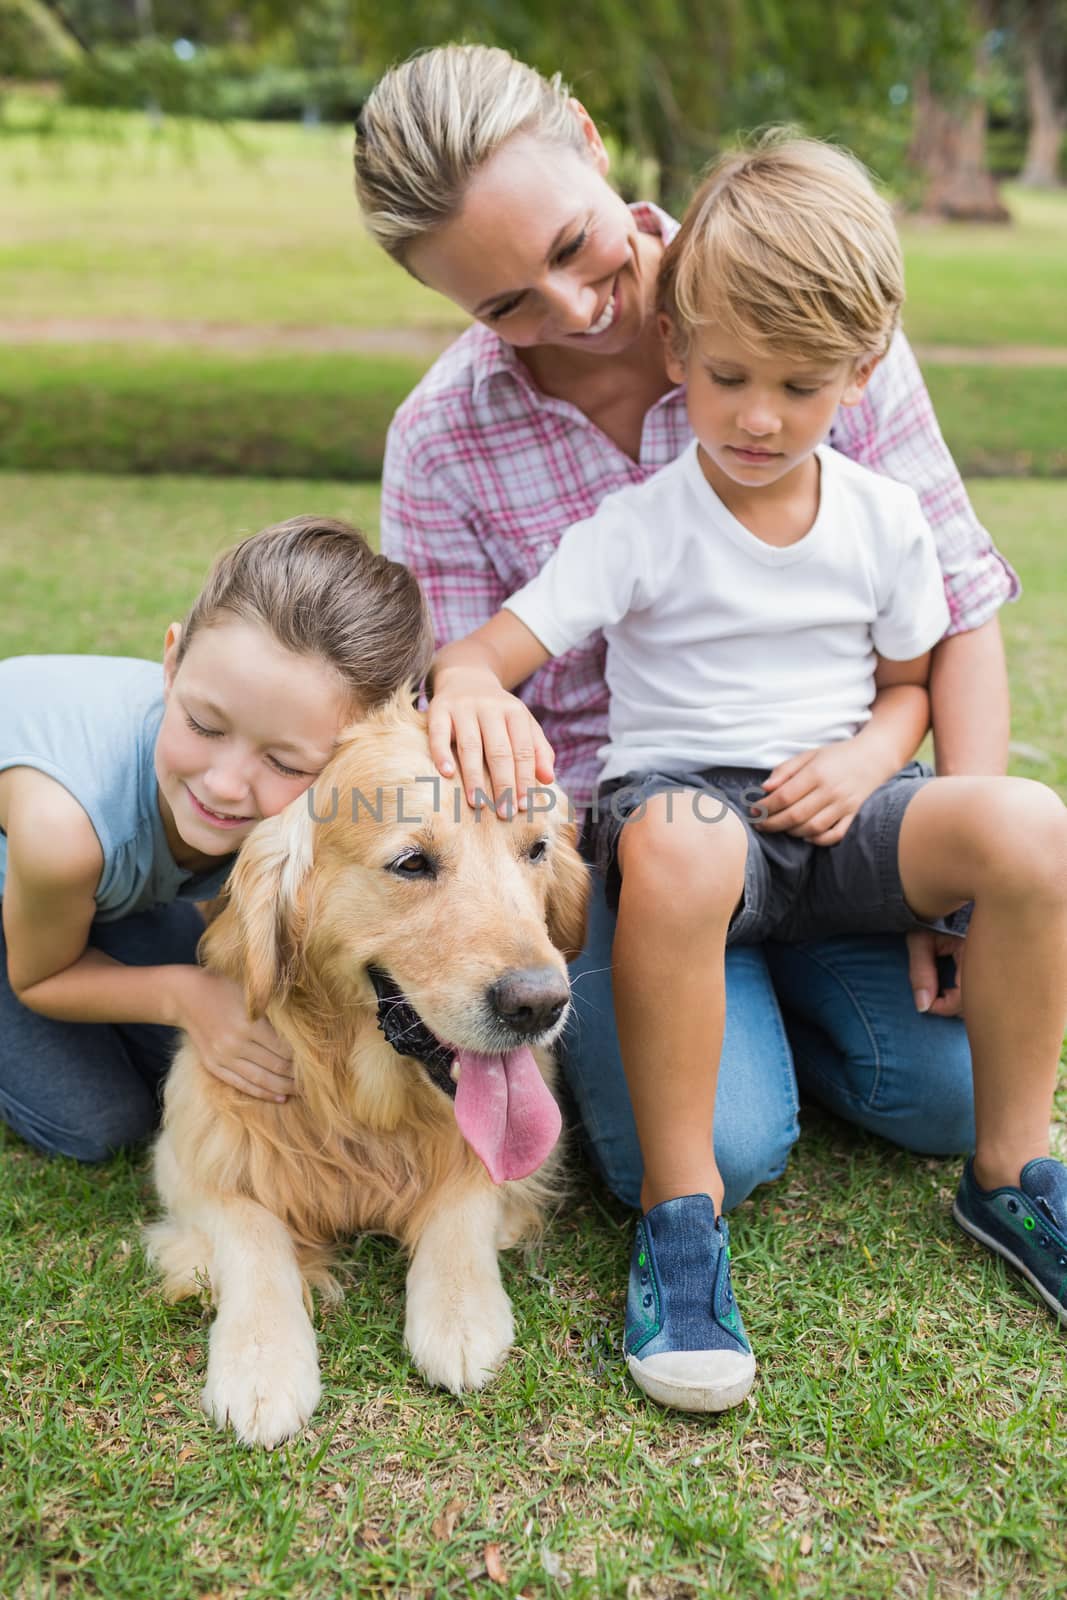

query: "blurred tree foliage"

left=0, top=0, right=81, bottom=74
left=13, top=0, right=1065, bottom=199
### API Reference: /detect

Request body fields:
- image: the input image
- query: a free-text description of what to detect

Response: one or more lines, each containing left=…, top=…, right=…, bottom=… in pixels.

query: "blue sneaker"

left=953, top=1157, right=1067, bottom=1327
left=624, top=1194, right=756, bottom=1412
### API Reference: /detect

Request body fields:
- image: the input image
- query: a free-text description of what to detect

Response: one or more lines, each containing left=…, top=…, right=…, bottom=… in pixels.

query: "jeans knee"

left=0, top=1095, right=157, bottom=1163
left=64, top=1121, right=154, bottom=1163
left=887, top=1073, right=975, bottom=1156
left=718, top=1104, right=800, bottom=1212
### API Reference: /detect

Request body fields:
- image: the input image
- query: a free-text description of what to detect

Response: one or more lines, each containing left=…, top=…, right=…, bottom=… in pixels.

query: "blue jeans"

left=563, top=876, right=975, bottom=1212
left=0, top=901, right=203, bottom=1162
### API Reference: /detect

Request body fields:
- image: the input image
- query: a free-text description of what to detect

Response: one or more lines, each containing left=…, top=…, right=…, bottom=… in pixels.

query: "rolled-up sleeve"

left=830, top=331, right=1020, bottom=635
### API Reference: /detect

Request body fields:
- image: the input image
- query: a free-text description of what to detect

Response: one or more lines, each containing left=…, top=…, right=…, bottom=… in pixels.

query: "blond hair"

left=178, top=516, right=433, bottom=711
left=658, top=133, right=904, bottom=366
left=354, top=44, right=586, bottom=266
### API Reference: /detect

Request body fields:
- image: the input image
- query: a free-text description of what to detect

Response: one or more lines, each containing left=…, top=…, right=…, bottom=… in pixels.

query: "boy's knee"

left=963, top=779, right=1067, bottom=891
left=620, top=794, right=747, bottom=915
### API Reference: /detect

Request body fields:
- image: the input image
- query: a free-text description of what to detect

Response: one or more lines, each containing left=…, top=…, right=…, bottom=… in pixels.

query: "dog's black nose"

left=488, top=967, right=570, bottom=1037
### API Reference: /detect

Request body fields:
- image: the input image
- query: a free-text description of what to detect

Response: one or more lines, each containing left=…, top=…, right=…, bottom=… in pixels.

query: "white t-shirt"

left=503, top=442, right=950, bottom=784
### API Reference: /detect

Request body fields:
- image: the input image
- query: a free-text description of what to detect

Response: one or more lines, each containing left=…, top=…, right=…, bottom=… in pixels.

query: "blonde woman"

left=354, top=45, right=1016, bottom=1221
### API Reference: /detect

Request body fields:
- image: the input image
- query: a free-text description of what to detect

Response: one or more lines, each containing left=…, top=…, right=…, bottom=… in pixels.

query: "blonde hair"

left=354, top=44, right=587, bottom=265
left=178, top=516, right=433, bottom=711
left=658, top=133, right=904, bottom=366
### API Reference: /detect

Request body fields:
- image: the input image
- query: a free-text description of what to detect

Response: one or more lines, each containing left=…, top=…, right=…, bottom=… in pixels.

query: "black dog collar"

left=367, top=966, right=458, bottom=1099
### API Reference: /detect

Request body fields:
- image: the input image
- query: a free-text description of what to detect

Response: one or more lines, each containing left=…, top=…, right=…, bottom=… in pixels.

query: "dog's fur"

left=146, top=697, right=588, bottom=1448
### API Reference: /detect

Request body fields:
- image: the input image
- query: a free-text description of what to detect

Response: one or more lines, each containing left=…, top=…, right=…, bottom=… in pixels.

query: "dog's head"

left=208, top=695, right=588, bottom=1184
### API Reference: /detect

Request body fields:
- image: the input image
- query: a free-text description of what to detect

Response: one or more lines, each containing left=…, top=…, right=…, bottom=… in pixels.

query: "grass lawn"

left=897, top=189, right=1067, bottom=349
left=1, top=472, right=1065, bottom=1600
left=2, top=105, right=1066, bottom=347
left=0, top=109, right=461, bottom=332
left=0, top=345, right=426, bottom=480
left=4, top=106, right=1067, bottom=483
left=2, top=346, right=1065, bottom=483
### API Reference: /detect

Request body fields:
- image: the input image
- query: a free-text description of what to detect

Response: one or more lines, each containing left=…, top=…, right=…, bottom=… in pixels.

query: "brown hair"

left=658, top=132, right=905, bottom=366
left=178, top=515, right=433, bottom=712
left=354, top=44, right=586, bottom=267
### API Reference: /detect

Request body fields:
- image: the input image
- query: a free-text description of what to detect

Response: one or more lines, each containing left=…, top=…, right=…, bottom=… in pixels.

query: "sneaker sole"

left=626, top=1351, right=756, bottom=1413
left=952, top=1202, right=1067, bottom=1328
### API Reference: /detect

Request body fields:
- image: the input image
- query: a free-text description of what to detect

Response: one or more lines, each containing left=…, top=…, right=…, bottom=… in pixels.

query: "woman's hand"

left=907, top=929, right=965, bottom=1017
left=756, top=738, right=888, bottom=847
left=428, top=666, right=555, bottom=815
left=171, top=968, right=297, bottom=1101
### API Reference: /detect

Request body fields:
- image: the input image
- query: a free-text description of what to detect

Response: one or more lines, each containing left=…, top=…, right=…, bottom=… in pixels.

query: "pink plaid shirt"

left=382, top=204, right=1019, bottom=807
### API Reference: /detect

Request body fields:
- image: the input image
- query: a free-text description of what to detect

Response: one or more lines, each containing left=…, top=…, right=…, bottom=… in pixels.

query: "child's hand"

left=756, top=740, right=885, bottom=846
left=173, top=969, right=297, bottom=1101
left=428, top=667, right=555, bottom=815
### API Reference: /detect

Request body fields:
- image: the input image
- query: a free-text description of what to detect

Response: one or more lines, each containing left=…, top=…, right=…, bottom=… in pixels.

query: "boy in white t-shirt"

left=427, top=137, right=1067, bottom=1412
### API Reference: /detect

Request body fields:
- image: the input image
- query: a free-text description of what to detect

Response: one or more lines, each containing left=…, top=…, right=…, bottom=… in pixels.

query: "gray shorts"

left=589, top=760, right=971, bottom=945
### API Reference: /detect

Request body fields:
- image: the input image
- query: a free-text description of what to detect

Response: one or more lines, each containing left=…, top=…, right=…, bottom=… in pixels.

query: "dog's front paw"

left=202, top=1308, right=321, bottom=1448
left=405, top=1266, right=515, bottom=1394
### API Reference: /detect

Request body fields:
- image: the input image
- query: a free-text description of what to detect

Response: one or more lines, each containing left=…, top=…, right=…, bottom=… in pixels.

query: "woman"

left=353, top=43, right=1018, bottom=1212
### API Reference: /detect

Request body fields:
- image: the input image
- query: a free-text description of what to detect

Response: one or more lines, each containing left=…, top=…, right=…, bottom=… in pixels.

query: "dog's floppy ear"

left=547, top=818, right=589, bottom=962
left=223, top=799, right=316, bottom=1018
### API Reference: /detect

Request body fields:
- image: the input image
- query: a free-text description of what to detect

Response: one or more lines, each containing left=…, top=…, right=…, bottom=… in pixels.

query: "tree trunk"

left=909, top=2, right=1011, bottom=221
left=1018, top=1, right=1066, bottom=188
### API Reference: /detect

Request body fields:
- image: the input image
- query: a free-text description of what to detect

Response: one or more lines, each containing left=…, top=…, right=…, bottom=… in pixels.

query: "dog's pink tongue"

left=453, top=1048, right=562, bottom=1184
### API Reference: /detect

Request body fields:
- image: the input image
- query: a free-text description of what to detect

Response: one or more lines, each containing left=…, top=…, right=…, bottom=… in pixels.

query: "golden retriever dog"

left=146, top=696, right=587, bottom=1449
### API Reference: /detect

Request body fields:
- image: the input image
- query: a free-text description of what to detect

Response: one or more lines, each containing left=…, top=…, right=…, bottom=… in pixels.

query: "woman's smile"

left=406, top=134, right=656, bottom=356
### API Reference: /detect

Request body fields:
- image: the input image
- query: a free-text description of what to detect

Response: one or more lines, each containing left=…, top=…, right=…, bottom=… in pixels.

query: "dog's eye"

left=389, top=850, right=436, bottom=879
left=526, top=838, right=549, bottom=864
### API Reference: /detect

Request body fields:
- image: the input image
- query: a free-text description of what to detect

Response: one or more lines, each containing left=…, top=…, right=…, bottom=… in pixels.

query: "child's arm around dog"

left=2, top=767, right=295, bottom=1101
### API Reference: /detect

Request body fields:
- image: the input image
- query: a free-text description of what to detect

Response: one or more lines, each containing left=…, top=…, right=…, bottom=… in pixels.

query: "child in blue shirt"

left=428, top=137, right=1067, bottom=1411
left=0, top=515, right=430, bottom=1161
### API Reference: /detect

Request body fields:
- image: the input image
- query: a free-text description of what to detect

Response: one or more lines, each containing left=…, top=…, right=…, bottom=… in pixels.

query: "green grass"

left=0, top=473, right=382, bottom=659
left=1, top=470, right=1065, bottom=1599
left=0, top=107, right=438, bottom=329
left=0, top=345, right=425, bottom=480
left=898, top=189, right=1067, bottom=348
left=4, top=106, right=1067, bottom=481
left=3, top=347, right=1066, bottom=483
left=922, top=367, right=1067, bottom=478
left=0, top=108, right=463, bottom=332
left=2, top=105, right=1066, bottom=347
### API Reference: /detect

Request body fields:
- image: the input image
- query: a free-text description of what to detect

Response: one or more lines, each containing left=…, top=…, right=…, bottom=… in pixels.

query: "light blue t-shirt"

left=0, top=655, right=236, bottom=921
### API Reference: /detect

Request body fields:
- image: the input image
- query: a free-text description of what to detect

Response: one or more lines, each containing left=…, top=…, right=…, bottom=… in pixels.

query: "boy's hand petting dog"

left=428, top=668, right=555, bottom=816
left=170, top=968, right=296, bottom=1102
left=756, top=739, right=891, bottom=847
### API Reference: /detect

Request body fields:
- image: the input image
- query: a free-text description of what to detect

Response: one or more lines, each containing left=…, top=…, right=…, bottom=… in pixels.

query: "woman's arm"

left=929, top=616, right=1009, bottom=776
left=904, top=618, right=1009, bottom=1018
